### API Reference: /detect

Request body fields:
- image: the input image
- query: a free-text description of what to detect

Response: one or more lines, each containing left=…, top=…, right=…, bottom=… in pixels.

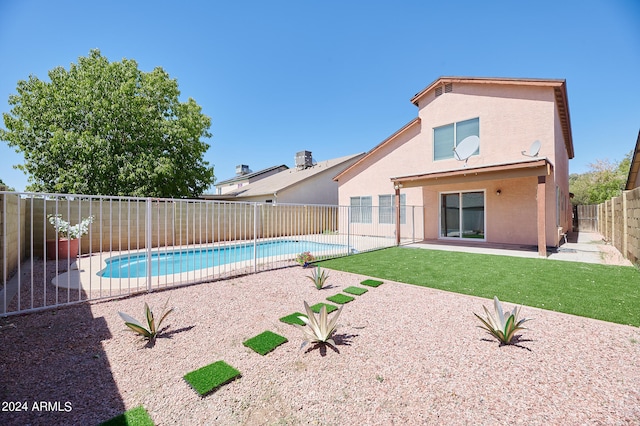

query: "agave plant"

left=307, top=266, right=330, bottom=290
left=296, top=301, right=343, bottom=348
left=118, top=299, right=174, bottom=342
left=474, top=296, right=531, bottom=345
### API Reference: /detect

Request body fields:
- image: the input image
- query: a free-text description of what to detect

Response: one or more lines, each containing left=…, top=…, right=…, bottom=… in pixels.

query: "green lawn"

left=318, top=247, right=640, bottom=327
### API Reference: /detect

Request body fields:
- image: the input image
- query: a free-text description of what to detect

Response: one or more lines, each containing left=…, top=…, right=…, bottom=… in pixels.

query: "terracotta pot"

left=46, top=238, right=79, bottom=260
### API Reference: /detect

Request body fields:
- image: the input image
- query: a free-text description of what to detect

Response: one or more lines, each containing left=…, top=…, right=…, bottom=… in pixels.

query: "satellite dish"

left=453, top=135, right=479, bottom=166
left=522, top=140, right=541, bottom=157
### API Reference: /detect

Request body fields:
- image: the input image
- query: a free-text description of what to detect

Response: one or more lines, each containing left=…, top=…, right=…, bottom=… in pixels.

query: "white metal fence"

left=0, top=191, right=422, bottom=316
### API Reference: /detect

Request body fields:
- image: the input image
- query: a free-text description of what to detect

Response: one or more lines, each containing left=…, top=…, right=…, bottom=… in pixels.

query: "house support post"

left=395, top=186, right=401, bottom=246
left=537, top=176, right=547, bottom=257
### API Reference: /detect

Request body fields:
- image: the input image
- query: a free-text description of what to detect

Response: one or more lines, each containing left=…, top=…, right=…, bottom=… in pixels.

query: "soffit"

left=391, top=158, right=552, bottom=188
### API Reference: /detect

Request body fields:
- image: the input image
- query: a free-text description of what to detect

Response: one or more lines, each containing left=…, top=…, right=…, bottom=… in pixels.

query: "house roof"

left=215, top=164, right=289, bottom=186
left=411, top=76, right=574, bottom=159
left=626, top=130, right=640, bottom=190
left=391, top=157, right=553, bottom=188
left=333, top=118, right=421, bottom=182
left=205, top=153, right=366, bottom=200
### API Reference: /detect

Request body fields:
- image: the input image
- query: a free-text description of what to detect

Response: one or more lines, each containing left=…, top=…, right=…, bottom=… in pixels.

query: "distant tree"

left=0, top=178, right=15, bottom=191
left=0, top=50, right=214, bottom=197
left=570, top=151, right=632, bottom=205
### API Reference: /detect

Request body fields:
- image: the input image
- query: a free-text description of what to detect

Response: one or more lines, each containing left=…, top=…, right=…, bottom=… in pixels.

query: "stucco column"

left=395, top=185, right=401, bottom=246
left=537, top=176, right=547, bottom=257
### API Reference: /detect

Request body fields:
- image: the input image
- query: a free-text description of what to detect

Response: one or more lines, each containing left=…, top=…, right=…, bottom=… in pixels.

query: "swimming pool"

left=97, top=239, right=349, bottom=278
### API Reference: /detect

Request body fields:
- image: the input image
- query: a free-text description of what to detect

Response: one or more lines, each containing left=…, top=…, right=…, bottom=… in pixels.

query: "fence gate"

left=575, top=204, right=598, bottom=232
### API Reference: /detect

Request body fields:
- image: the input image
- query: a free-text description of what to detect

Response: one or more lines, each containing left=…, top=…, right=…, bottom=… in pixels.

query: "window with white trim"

left=350, top=196, right=372, bottom=223
left=440, top=191, right=485, bottom=239
left=378, top=194, right=406, bottom=224
left=433, top=117, right=480, bottom=161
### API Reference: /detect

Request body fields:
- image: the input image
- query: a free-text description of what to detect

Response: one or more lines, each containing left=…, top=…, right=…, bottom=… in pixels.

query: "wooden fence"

left=595, top=186, right=640, bottom=265
left=575, top=204, right=598, bottom=232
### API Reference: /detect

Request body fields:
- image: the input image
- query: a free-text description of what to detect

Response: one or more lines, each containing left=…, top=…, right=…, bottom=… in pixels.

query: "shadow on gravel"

left=0, top=297, right=125, bottom=425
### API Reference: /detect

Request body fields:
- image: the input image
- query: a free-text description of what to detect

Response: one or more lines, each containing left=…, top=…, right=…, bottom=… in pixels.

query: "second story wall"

left=415, top=82, right=560, bottom=172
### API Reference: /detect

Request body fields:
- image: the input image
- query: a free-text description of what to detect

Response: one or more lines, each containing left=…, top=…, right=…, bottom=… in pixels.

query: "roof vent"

left=435, top=86, right=443, bottom=97
left=235, top=164, right=250, bottom=176
left=295, top=150, right=313, bottom=169
left=444, top=83, right=453, bottom=93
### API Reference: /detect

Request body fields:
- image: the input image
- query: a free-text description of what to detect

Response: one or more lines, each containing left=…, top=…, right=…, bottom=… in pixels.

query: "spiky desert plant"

left=296, top=301, right=343, bottom=348
left=307, top=265, right=330, bottom=289
left=474, top=296, right=531, bottom=345
left=118, top=299, right=173, bottom=342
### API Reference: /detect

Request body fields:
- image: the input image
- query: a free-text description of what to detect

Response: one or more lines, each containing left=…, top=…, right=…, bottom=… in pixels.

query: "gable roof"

left=206, top=153, right=365, bottom=199
left=215, top=164, right=289, bottom=186
left=411, top=76, right=574, bottom=159
left=333, top=118, right=421, bottom=182
left=625, top=130, right=640, bottom=190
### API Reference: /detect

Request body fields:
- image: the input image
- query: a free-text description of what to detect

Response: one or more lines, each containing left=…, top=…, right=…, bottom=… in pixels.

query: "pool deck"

left=404, top=231, right=632, bottom=266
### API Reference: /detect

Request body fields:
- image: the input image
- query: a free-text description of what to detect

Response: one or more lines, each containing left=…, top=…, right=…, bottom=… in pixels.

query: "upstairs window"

left=433, top=117, right=479, bottom=161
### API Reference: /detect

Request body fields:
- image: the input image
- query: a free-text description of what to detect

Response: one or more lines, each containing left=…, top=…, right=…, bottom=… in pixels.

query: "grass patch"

left=243, top=331, right=288, bottom=355
left=361, top=279, right=384, bottom=287
left=184, top=361, right=241, bottom=396
left=279, top=312, right=307, bottom=326
left=318, top=247, right=640, bottom=326
left=326, top=293, right=355, bottom=304
left=343, top=286, right=369, bottom=296
left=99, top=405, right=154, bottom=426
left=310, top=302, right=338, bottom=314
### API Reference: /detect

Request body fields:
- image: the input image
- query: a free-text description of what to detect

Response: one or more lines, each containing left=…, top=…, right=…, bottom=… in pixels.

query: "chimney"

left=235, top=165, right=250, bottom=176
left=295, top=151, right=313, bottom=169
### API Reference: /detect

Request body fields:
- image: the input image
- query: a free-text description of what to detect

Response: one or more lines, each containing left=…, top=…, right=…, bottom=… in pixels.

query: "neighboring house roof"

left=215, top=164, right=289, bottom=186
left=204, top=153, right=365, bottom=200
left=625, top=130, right=640, bottom=190
left=411, top=76, right=574, bottom=159
left=333, top=118, right=421, bottom=182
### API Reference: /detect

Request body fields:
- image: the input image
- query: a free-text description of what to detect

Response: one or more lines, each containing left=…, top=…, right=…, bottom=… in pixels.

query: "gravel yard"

left=1, top=266, right=639, bottom=425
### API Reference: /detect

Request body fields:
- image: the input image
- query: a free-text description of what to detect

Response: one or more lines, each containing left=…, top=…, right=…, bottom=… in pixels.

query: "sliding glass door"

left=440, top=191, right=485, bottom=239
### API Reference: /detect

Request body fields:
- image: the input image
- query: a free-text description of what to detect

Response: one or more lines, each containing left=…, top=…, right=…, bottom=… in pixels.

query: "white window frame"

left=433, top=117, right=480, bottom=161
left=378, top=194, right=406, bottom=224
left=438, top=190, right=486, bottom=241
left=350, top=196, right=372, bottom=224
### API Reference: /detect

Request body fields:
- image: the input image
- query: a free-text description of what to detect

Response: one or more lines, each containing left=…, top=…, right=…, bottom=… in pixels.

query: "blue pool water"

left=98, top=239, right=348, bottom=278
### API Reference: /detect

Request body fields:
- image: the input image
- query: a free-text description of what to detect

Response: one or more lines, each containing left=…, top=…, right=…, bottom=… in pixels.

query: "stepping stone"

left=309, top=302, right=338, bottom=314
left=361, top=279, right=383, bottom=287
left=243, top=330, right=288, bottom=355
left=99, top=405, right=154, bottom=426
left=326, top=293, right=355, bottom=304
left=184, top=361, right=241, bottom=396
left=279, top=312, right=307, bottom=326
left=343, top=286, right=368, bottom=296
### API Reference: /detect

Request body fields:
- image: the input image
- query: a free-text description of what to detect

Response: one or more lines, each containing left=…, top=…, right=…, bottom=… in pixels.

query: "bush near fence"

left=596, top=186, right=640, bottom=265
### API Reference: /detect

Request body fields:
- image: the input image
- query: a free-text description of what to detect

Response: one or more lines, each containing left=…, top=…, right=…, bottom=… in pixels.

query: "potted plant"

left=295, top=251, right=315, bottom=268
left=46, top=214, right=94, bottom=259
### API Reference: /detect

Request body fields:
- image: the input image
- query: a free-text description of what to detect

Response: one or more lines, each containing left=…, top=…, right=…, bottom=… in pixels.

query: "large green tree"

left=0, top=50, right=214, bottom=197
left=570, top=152, right=631, bottom=205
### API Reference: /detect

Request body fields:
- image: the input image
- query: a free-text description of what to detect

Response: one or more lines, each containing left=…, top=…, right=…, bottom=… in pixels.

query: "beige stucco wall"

left=337, top=81, right=572, bottom=247
left=422, top=177, right=538, bottom=245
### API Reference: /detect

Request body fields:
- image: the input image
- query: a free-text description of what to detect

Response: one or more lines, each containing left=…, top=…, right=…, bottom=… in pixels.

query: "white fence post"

left=146, top=197, right=153, bottom=292
left=253, top=203, right=259, bottom=273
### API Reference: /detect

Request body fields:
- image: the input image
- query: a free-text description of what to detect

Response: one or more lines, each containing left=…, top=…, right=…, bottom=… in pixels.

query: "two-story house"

left=334, top=77, right=574, bottom=256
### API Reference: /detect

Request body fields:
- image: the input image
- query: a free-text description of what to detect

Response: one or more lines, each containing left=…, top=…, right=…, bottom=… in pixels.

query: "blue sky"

left=1, top=0, right=638, bottom=192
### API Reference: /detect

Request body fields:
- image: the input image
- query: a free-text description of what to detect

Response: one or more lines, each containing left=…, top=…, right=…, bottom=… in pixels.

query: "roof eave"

left=333, top=118, right=421, bottom=182
left=625, top=130, right=640, bottom=190
left=410, top=76, right=574, bottom=160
